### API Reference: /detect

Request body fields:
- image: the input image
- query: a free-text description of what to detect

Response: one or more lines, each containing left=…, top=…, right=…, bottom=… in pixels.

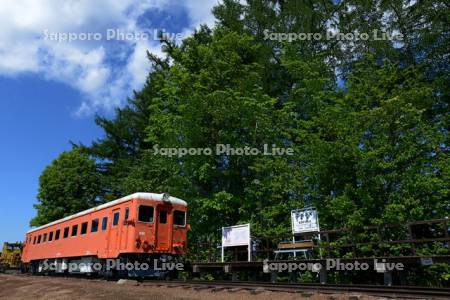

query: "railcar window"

left=37, top=235, right=41, bottom=244
left=33, top=236, right=36, bottom=244
left=81, top=222, right=88, bottom=235
left=55, top=230, right=60, bottom=240
left=63, top=227, right=69, bottom=238
left=173, top=210, right=186, bottom=226
left=113, top=212, right=120, bottom=226
left=138, top=206, right=154, bottom=223
left=49, top=232, right=53, bottom=241
left=71, top=225, right=78, bottom=236
left=102, top=217, right=108, bottom=231
left=159, top=210, right=167, bottom=224
left=91, top=219, right=99, bottom=232
left=43, top=233, right=47, bottom=242
left=125, top=208, right=129, bottom=220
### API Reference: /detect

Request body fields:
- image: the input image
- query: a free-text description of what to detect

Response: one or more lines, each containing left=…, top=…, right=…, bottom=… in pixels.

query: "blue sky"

left=0, top=0, right=216, bottom=244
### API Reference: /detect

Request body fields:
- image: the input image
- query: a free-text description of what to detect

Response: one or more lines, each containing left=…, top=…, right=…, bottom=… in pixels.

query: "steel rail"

left=142, top=280, right=450, bottom=298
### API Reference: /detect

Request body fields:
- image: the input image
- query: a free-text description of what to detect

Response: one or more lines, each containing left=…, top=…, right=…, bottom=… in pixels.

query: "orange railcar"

left=21, top=193, right=188, bottom=277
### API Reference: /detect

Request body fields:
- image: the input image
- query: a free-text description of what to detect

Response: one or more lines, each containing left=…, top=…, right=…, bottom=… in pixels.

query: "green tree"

left=31, top=149, right=101, bottom=227
left=299, top=58, right=449, bottom=229
left=43, top=0, right=448, bottom=246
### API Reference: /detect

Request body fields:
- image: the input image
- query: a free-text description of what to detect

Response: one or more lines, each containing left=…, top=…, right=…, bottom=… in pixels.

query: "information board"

left=222, top=224, right=250, bottom=247
left=221, top=224, right=251, bottom=262
left=291, top=208, right=320, bottom=234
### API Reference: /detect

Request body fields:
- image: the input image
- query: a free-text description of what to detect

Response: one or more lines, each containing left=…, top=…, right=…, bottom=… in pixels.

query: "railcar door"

left=156, top=205, right=171, bottom=251
left=120, top=207, right=130, bottom=250
left=109, top=209, right=121, bottom=254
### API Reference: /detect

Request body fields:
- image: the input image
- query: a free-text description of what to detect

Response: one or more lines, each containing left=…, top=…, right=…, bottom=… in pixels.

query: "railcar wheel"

left=29, top=261, right=38, bottom=275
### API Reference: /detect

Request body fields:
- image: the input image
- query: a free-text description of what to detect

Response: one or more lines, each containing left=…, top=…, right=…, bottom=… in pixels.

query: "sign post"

left=291, top=208, right=321, bottom=258
left=221, top=224, right=251, bottom=262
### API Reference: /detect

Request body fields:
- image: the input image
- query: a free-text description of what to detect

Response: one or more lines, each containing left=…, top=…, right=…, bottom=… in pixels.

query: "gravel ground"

left=0, top=273, right=385, bottom=300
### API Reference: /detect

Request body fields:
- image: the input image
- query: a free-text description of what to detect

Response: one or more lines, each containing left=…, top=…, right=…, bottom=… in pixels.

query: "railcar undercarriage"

left=24, top=253, right=182, bottom=279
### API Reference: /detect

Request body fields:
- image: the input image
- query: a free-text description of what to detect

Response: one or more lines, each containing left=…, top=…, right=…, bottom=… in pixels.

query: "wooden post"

left=208, top=238, right=212, bottom=262
left=407, top=224, right=416, bottom=255
left=319, top=268, right=327, bottom=284
left=270, top=271, right=277, bottom=283
left=444, top=220, right=449, bottom=239
left=383, top=271, right=393, bottom=286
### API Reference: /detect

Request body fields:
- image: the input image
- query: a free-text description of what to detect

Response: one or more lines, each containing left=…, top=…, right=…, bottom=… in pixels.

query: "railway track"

left=142, top=280, right=450, bottom=299
left=9, top=272, right=450, bottom=298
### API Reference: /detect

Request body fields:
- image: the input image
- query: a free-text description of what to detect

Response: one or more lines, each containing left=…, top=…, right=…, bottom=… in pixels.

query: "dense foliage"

left=32, top=0, right=448, bottom=248
left=31, top=149, right=101, bottom=226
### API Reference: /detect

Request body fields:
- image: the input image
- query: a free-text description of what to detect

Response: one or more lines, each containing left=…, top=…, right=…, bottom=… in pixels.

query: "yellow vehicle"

left=0, top=242, right=22, bottom=271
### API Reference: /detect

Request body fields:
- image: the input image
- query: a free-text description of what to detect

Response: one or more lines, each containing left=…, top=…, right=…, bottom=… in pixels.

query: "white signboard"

left=291, top=208, right=320, bottom=234
left=221, top=224, right=251, bottom=262
left=222, top=224, right=250, bottom=247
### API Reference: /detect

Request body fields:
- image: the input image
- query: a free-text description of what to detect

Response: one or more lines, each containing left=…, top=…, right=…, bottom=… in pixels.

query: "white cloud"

left=0, top=0, right=218, bottom=116
left=184, top=0, right=219, bottom=28
left=126, top=41, right=162, bottom=91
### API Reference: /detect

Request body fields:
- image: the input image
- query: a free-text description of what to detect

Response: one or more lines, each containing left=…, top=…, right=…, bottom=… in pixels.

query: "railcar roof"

left=27, top=193, right=187, bottom=234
